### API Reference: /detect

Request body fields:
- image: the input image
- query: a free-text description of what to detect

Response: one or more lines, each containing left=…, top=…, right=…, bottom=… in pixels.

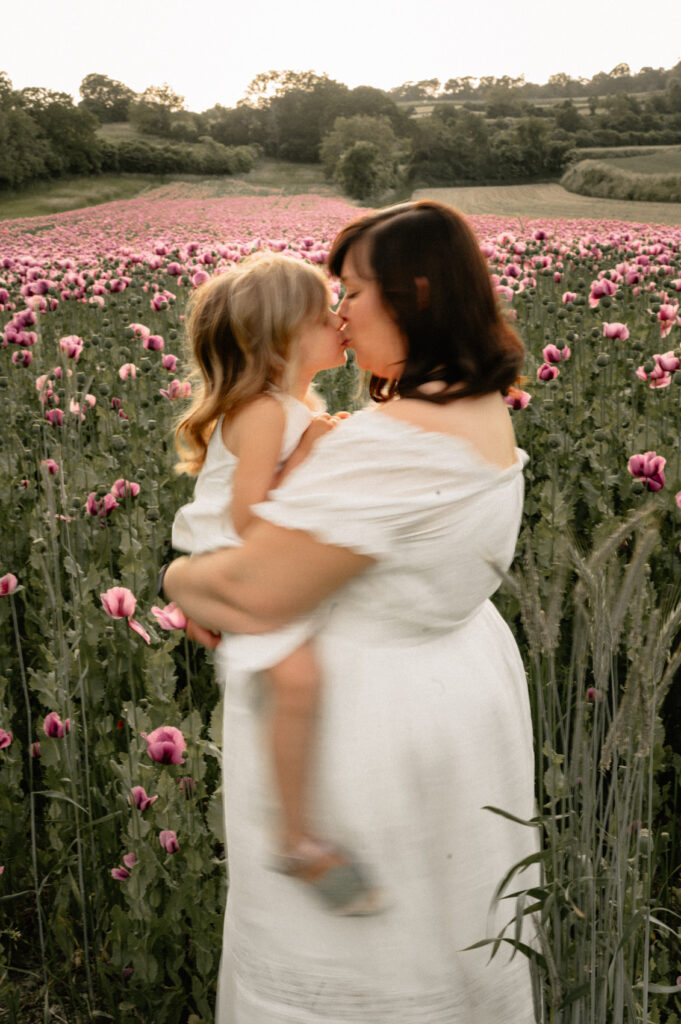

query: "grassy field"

left=0, top=174, right=184, bottom=220
left=0, top=160, right=340, bottom=221
left=412, top=182, right=681, bottom=224
left=3, top=166, right=681, bottom=226
left=596, top=145, right=681, bottom=174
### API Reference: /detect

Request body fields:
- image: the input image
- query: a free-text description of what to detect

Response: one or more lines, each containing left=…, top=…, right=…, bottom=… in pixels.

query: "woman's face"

left=338, top=245, right=407, bottom=379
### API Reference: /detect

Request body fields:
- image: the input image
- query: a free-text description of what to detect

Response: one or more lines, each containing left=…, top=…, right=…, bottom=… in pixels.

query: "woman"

left=164, top=200, right=538, bottom=1023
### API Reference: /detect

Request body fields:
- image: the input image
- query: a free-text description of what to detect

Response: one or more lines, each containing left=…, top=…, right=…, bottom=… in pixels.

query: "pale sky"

left=4, top=0, right=680, bottom=112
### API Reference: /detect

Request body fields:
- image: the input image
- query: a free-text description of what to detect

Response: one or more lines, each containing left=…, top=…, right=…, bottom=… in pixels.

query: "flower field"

left=1, top=191, right=681, bottom=1023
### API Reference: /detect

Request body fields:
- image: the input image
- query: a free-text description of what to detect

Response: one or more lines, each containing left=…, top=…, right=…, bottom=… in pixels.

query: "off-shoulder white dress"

left=215, top=408, right=537, bottom=1024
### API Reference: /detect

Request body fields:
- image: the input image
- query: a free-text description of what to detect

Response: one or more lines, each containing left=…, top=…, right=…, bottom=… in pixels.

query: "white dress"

left=172, top=392, right=318, bottom=671
left=215, top=408, right=538, bottom=1024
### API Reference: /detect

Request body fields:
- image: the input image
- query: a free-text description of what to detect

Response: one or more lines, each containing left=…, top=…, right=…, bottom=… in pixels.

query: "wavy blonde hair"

left=175, top=252, right=330, bottom=475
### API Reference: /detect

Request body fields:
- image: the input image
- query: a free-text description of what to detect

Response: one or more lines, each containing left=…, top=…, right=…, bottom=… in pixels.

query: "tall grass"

left=486, top=510, right=681, bottom=1022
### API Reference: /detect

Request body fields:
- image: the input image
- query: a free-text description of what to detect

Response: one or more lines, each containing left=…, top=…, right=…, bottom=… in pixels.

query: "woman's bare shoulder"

left=378, top=392, right=518, bottom=470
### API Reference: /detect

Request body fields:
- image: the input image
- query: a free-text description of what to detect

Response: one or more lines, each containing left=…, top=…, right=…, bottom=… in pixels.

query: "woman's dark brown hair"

left=328, top=200, right=525, bottom=402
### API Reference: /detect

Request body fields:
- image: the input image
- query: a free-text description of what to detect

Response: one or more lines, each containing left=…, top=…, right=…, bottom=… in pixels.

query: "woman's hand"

left=185, top=617, right=222, bottom=649
left=277, top=415, right=338, bottom=483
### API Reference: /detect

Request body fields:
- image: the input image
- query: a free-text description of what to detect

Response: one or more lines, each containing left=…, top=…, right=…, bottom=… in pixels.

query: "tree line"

left=389, top=60, right=681, bottom=102
left=0, top=74, right=257, bottom=192
left=2, top=63, right=681, bottom=201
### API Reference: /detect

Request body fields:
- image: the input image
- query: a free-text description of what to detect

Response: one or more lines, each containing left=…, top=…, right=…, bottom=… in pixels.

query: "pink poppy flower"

left=562, top=291, right=577, bottom=304
left=122, top=852, right=137, bottom=869
left=159, top=829, right=179, bottom=854
left=537, top=363, right=560, bottom=381
left=675, top=491, right=681, bottom=510
left=588, top=278, right=617, bottom=308
left=657, top=351, right=680, bottom=372
left=586, top=687, right=603, bottom=702
left=118, top=363, right=137, bottom=381
left=59, top=335, right=83, bottom=360
left=143, top=334, right=164, bottom=352
left=0, top=574, right=18, bottom=596
left=657, top=303, right=680, bottom=338
left=41, top=459, right=59, bottom=475
left=162, top=354, right=178, bottom=371
left=129, top=323, right=150, bottom=340
left=101, top=586, right=151, bottom=643
left=636, top=362, right=672, bottom=389
left=542, top=344, right=571, bottom=363
left=12, top=350, right=32, bottom=367
left=101, top=586, right=136, bottom=619
left=110, top=479, right=140, bottom=499
left=603, top=322, right=629, bottom=341
left=141, top=726, right=186, bottom=765
left=0, top=729, right=13, bottom=748
left=628, top=451, right=666, bottom=492
left=151, top=603, right=187, bottom=630
left=44, top=711, right=71, bottom=738
left=31, top=742, right=40, bottom=757
left=192, top=270, right=210, bottom=288
left=45, top=409, right=63, bottom=426
left=160, top=379, right=191, bottom=401
left=111, top=867, right=130, bottom=881
left=504, top=386, right=531, bottom=410
left=129, top=786, right=158, bottom=811
left=86, top=492, right=119, bottom=518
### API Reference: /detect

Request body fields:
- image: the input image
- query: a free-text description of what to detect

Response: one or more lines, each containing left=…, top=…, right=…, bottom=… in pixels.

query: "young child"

left=172, top=252, right=381, bottom=915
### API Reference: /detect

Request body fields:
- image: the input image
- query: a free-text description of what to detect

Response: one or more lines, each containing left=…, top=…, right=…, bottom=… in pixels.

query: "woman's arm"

left=163, top=520, right=372, bottom=635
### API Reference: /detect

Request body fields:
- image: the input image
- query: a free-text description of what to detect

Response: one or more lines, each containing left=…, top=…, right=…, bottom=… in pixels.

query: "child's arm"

left=227, top=396, right=287, bottom=537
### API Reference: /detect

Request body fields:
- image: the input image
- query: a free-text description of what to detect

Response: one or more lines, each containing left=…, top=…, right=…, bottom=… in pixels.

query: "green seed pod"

left=147, top=507, right=160, bottom=522
left=111, top=435, right=126, bottom=451
left=631, top=479, right=645, bottom=494
left=596, top=353, right=610, bottom=366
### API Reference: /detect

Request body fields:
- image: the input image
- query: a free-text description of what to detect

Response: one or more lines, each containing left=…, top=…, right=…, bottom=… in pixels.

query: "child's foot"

left=272, top=837, right=385, bottom=915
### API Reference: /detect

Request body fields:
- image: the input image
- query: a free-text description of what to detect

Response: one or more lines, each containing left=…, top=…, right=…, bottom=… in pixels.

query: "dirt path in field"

left=412, top=183, right=681, bottom=225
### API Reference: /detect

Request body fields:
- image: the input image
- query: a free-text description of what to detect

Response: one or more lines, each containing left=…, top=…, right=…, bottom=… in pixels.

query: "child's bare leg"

left=266, top=644, right=384, bottom=914
left=265, top=642, right=320, bottom=850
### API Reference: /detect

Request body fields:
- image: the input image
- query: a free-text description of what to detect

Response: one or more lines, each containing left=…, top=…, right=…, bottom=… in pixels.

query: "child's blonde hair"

left=175, top=251, right=330, bottom=474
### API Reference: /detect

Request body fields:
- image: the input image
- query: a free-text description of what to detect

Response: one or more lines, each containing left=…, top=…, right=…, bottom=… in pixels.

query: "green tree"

left=337, top=140, right=386, bottom=200
left=320, top=114, right=402, bottom=186
left=666, top=78, right=681, bottom=113
left=129, top=84, right=185, bottom=137
left=554, top=99, right=583, bottom=132
left=79, top=73, right=136, bottom=122
left=202, top=104, right=267, bottom=147
left=264, top=77, right=350, bottom=161
left=0, top=105, right=52, bottom=187
left=16, top=87, right=101, bottom=176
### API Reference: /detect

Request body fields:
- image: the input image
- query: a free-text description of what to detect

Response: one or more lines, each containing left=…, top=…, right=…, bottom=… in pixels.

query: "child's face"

left=295, top=308, right=347, bottom=376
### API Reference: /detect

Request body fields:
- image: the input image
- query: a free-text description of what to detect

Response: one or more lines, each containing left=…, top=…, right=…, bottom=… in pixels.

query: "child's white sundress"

left=172, top=392, right=318, bottom=671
